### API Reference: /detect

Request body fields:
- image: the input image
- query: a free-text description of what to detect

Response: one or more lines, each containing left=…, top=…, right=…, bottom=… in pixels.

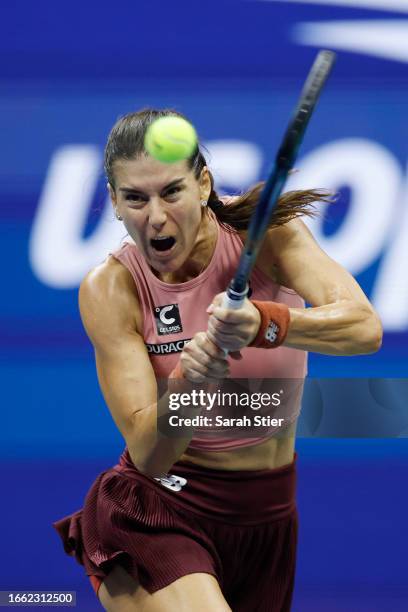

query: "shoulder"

left=247, top=218, right=317, bottom=285
left=259, top=218, right=318, bottom=261
left=79, top=255, right=143, bottom=343
left=80, top=254, right=138, bottom=302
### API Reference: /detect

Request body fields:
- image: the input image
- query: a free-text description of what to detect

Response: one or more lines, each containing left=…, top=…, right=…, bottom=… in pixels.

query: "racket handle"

left=222, top=283, right=249, bottom=310
left=218, top=283, right=249, bottom=355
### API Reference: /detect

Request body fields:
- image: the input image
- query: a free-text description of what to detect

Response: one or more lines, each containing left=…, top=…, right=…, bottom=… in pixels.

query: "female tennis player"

left=54, top=108, right=382, bottom=611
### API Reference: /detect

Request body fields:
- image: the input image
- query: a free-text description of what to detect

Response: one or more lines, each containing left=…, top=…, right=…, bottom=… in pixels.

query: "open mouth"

left=150, top=236, right=176, bottom=252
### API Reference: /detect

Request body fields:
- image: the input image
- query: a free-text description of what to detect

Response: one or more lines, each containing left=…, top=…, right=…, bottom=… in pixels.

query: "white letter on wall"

left=29, top=146, right=126, bottom=289
left=286, top=139, right=401, bottom=276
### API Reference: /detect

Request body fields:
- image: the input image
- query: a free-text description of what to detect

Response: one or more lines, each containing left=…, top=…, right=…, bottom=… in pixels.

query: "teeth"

left=154, top=236, right=171, bottom=240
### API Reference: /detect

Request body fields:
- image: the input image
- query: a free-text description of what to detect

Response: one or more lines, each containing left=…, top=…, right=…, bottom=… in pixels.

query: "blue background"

left=1, top=1, right=407, bottom=609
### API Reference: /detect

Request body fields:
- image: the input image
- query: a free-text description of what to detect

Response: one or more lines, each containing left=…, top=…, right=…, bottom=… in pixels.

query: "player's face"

left=110, top=155, right=211, bottom=275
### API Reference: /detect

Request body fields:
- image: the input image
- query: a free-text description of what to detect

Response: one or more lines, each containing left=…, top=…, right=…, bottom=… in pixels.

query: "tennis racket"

left=222, top=49, right=336, bottom=312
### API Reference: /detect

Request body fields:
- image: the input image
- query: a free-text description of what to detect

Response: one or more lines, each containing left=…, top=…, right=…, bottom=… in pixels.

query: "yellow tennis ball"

left=144, top=116, right=198, bottom=163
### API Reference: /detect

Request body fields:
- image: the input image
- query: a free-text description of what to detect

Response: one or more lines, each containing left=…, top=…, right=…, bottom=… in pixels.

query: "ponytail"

left=206, top=176, right=332, bottom=233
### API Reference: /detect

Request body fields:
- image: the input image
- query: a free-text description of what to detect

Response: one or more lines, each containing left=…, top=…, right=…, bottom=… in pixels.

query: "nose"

left=148, top=197, right=167, bottom=229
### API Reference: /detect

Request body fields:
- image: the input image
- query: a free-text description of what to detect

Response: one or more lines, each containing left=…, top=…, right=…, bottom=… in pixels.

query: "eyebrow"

left=119, top=178, right=185, bottom=194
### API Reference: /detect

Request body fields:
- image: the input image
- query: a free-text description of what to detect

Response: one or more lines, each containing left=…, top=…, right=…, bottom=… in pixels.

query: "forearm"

left=123, top=334, right=227, bottom=478
left=127, top=386, right=199, bottom=478
left=284, top=300, right=383, bottom=356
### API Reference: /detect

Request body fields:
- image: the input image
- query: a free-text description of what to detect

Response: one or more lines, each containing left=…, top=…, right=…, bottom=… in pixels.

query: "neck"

left=155, top=211, right=218, bottom=284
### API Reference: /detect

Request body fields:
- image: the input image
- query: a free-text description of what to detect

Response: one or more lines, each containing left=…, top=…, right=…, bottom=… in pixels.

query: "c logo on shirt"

left=159, top=305, right=176, bottom=325
left=154, top=304, right=183, bottom=336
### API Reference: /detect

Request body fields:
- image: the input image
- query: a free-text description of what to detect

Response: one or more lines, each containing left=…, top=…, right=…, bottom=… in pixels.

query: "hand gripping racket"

left=222, top=50, right=336, bottom=314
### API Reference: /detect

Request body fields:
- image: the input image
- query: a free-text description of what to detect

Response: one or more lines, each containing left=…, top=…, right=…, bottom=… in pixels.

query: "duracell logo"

left=146, top=339, right=192, bottom=354
left=154, top=304, right=183, bottom=336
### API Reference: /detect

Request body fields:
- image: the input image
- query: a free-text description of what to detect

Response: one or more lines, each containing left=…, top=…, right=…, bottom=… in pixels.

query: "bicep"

left=267, top=219, right=373, bottom=308
left=78, top=261, right=158, bottom=444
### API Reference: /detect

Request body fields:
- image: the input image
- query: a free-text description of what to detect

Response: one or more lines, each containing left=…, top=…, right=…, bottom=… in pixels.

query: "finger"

left=182, top=349, right=229, bottom=378
left=207, top=327, right=245, bottom=351
left=206, top=328, right=222, bottom=350
left=205, top=366, right=230, bottom=380
left=206, top=328, right=233, bottom=351
left=207, top=327, right=241, bottom=352
left=207, top=329, right=247, bottom=350
left=184, top=364, right=229, bottom=383
left=208, top=314, right=249, bottom=339
left=208, top=305, right=252, bottom=324
left=194, top=332, right=229, bottom=360
left=207, top=318, right=244, bottom=341
left=206, top=292, right=224, bottom=314
left=202, top=351, right=230, bottom=374
left=181, top=359, right=227, bottom=383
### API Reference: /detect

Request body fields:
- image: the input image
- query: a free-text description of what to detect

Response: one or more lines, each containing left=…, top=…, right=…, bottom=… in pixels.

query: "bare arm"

left=256, top=218, right=383, bottom=355
left=79, top=257, right=196, bottom=477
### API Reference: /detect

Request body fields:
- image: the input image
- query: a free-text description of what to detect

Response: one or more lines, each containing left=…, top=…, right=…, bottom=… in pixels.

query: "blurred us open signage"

left=29, top=137, right=408, bottom=332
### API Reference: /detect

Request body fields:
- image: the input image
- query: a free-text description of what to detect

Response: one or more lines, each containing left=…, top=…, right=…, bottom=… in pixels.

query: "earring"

left=201, top=200, right=207, bottom=208
left=115, top=210, right=123, bottom=221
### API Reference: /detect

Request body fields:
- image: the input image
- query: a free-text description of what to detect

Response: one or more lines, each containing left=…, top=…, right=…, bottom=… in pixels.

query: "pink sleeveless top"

left=111, top=215, right=307, bottom=451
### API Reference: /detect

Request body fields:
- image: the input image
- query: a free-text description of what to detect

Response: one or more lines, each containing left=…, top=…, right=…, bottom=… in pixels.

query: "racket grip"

left=222, top=283, right=249, bottom=310
left=218, top=283, right=249, bottom=355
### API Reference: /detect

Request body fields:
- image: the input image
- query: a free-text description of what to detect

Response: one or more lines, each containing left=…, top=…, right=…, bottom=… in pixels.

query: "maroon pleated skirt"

left=53, top=449, right=298, bottom=612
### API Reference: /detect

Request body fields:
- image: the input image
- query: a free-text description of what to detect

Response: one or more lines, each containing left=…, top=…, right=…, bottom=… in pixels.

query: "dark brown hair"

left=104, top=108, right=332, bottom=232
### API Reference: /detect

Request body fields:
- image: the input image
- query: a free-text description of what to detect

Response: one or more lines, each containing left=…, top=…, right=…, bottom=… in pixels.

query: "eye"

left=125, top=193, right=146, bottom=204
left=164, top=186, right=182, bottom=199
